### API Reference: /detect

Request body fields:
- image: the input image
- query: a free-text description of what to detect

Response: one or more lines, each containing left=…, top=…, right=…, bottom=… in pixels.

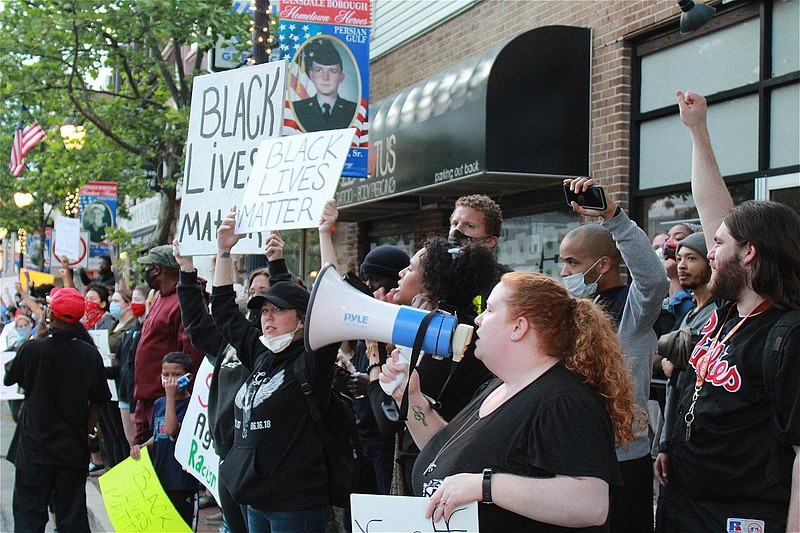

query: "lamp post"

left=60, top=117, right=86, bottom=150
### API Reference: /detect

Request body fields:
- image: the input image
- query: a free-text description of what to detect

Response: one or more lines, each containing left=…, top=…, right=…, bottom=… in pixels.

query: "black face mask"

left=144, top=269, right=158, bottom=290
left=449, top=228, right=475, bottom=247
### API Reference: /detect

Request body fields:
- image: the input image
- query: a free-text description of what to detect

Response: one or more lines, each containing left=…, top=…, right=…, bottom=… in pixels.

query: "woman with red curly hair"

left=381, top=271, right=638, bottom=532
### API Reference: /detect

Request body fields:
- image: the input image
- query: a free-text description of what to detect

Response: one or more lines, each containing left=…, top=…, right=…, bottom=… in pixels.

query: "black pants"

left=99, top=400, right=128, bottom=467
left=609, top=454, right=654, bottom=533
left=166, top=488, right=198, bottom=528
left=13, top=466, right=89, bottom=533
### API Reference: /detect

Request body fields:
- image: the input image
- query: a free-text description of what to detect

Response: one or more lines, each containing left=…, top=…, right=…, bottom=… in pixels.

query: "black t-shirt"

left=665, top=303, right=800, bottom=531
left=5, top=328, right=110, bottom=470
left=413, top=365, right=621, bottom=532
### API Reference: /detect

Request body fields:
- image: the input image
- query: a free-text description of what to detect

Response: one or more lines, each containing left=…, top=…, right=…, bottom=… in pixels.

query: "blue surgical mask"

left=109, top=302, right=124, bottom=319
left=16, top=325, right=33, bottom=341
left=561, top=258, right=604, bottom=300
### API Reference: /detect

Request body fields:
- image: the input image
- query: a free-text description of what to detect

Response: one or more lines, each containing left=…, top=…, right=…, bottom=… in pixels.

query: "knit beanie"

left=677, top=232, right=708, bottom=261
left=360, top=245, right=410, bottom=279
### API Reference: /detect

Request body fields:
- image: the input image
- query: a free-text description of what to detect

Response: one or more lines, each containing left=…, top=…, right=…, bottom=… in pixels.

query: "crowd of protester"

left=2, top=89, right=798, bottom=533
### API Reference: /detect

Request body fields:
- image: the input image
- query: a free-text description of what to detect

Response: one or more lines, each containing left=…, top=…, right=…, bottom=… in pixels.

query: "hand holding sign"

left=217, top=207, right=243, bottom=253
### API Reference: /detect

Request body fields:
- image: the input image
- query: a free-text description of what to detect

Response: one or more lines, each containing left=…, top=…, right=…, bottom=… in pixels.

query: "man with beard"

left=132, top=245, right=204, bottom=444
left=657, top=91, right=800, bottom=532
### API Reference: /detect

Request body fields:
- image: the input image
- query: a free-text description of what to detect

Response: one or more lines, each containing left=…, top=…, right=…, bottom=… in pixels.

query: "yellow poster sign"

left=98, top=447, right=191, bottom=533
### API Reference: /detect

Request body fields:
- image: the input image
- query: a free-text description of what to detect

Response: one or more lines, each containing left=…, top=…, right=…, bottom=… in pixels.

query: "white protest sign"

left=235, top=128, right=355, bottom=234
left=175, top=357, right=220, bottom=503
left=54, top=216, right=81, bottom=259
left=87, top=329, right=118, bottom=402
left=50, top=230, right=90, bottom=270
left=351, top=494, right=479, bottom=533
left=178, top=60, right=287, bottom=255
left=1, top=351, right=25, bottom=400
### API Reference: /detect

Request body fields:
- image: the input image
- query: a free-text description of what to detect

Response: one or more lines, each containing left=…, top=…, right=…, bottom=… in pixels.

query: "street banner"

left=174, top=357, right=220, bottom=503
left=178, top=60, right=287, bottom=256
left=98, top=447, right=191, bottom=533
left=1, top=351, right=25, bottom=400
left=78, top=181, right=118, bottom=270
left=350, top=494, right=479, bottom=533
left=235, top=128, right=354, bottom=234
left=280, top=0, right=371, bottom=178
left=50, top=230, right=90, bottom=270
left=54, top=216, right=81, bottom=260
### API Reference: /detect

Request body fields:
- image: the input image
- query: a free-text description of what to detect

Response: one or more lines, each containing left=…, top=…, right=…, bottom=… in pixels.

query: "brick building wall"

left=370, top=0, right=683, bottom=209
left=335, top=0, right=687, bottom=270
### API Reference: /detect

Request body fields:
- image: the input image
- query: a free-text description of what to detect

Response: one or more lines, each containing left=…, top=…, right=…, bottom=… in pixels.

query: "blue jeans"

left=247, top=505, right=329, bottom=533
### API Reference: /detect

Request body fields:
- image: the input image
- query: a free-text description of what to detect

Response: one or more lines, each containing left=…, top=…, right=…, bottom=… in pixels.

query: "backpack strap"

left=762, top=310, right=800, bottom=484
left=293, top=354, right=323, bottom=424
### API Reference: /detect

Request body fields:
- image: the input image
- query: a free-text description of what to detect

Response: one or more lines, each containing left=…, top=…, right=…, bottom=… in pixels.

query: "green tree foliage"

left=0, top=0, right=249, bottom=247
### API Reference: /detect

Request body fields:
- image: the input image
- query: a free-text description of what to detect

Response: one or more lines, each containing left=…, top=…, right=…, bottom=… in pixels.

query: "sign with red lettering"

left=280, top=0, right=371, bottom=178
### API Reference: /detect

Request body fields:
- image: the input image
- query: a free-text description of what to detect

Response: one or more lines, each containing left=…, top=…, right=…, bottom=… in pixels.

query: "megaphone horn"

left=304, top=263, right=457, bottom=357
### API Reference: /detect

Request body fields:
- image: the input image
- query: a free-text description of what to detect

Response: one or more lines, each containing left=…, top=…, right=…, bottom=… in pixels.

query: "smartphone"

left=563, top=183, right=607, bottom=210
left=176, top=374, right=192, bottom=389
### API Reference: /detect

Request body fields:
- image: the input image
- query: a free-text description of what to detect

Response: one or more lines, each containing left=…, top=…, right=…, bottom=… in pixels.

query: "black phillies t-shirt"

left=413, top=365, right=621, bottom=532
left=667, top=303, right=800, bottom=531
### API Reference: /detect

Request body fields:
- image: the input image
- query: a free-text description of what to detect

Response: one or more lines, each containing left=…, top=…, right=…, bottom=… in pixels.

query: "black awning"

left=336, top=25, right=591, bottom=221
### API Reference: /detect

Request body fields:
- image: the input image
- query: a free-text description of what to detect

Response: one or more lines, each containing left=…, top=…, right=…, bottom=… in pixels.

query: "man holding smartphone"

left=560, top=177, right=669, bottom=533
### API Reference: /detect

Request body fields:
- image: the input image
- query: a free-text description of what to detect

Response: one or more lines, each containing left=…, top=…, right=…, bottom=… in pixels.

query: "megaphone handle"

left=379, top=346, right=419, bottom=396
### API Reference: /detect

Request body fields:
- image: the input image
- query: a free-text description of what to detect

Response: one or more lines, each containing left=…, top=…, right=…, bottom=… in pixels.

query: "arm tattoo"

left=412, top=405, right=428, bottom=427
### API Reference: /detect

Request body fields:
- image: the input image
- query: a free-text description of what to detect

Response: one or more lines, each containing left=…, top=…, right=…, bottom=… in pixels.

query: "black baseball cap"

left=247, top=282, right=310, bottom=313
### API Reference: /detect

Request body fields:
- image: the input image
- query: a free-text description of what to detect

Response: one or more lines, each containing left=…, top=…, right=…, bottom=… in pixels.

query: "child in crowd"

left=131, top=351, right=199, bottom=527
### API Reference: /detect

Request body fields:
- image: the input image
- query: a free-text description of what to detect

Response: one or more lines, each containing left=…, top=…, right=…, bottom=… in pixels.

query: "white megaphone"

left=304, top=264, right=474, bottom=380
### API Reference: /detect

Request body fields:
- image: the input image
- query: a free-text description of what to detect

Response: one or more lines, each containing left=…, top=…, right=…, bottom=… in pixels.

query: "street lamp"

left=13, top=192, right=34, bottom=208
left=677, top=0, right=716, bottom=34
left=60, top=117, right=86, bottom=150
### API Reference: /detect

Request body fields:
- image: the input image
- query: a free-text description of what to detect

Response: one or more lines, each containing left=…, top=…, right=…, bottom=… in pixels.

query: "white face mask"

left=654, top=247, right=665, bottom=262
left=561, top=258, right=604, bottom=299
left=259, top=323, right=301, bottom=353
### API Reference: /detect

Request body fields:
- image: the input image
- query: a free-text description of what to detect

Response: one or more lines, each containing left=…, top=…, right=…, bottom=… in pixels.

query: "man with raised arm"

left=657, top=91, right=800, bottom=532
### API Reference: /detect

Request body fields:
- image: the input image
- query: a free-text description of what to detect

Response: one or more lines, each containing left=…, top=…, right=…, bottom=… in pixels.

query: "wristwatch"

left=482, top=468, right=493, bottom=504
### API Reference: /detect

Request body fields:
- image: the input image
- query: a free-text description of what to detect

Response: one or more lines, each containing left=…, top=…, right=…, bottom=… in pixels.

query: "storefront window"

left=770, top=83, right=800, bottom=168
left=495, top=210, right=579, bottom=276
left=639, top=94, right=758, bottom=189
left=641, top=181, right=755, bottom=237
left=772, top=0, right=800, bottom=77
left=639, top=19, right=759, bottom=113
left=366, top=233, right=415, bottom=260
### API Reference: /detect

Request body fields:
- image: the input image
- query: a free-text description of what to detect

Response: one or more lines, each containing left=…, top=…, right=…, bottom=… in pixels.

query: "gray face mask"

left=561, top=258, right=603, bottom=299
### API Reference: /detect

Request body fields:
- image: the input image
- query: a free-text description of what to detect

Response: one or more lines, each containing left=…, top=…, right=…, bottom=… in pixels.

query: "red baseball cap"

left=49, top=287, right=85, bottom=323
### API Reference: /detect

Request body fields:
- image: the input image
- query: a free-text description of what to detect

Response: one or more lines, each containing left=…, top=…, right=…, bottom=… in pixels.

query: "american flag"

left=9, top=121, right=46, bottom=177
left=280, top=23, right=369, bottom=146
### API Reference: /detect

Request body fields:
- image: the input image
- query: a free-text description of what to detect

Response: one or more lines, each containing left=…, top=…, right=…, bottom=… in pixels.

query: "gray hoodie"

left=600, top=209, right=670, bottom=461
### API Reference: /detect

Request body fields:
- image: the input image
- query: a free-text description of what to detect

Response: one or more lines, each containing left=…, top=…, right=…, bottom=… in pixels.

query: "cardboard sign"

left=50, top=230, right=90, bottom=270
left=54, top=216, right=81, bottom=259
left=178, top=61, right=287, bottom=256
left=350, top=494, right=479, bottom=533
left=87, top=329, right=118, bottom=402
left=174, top=357, right=220, bottom=503
left=1, top=351, right=25, bottom=400
left=235, top=128, right=354, bottom=234
left=98, top=447, right=191, bottom=533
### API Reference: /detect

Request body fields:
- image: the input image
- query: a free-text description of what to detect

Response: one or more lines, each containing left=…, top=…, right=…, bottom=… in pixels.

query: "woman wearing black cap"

left=211, top=207, right=338, bottom=533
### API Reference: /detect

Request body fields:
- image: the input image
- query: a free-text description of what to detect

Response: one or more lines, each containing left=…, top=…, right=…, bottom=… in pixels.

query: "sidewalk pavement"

left=1, top=400, right=221, bottom=532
